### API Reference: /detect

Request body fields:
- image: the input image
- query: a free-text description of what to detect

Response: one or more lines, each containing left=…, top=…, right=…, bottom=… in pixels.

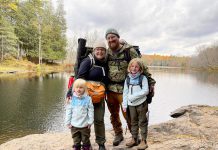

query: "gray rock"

left=1, top=105, right=218, bottom=150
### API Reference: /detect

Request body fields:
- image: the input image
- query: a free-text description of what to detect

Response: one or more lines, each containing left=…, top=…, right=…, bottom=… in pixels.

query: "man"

left=105, top=28, right=155, bottom=146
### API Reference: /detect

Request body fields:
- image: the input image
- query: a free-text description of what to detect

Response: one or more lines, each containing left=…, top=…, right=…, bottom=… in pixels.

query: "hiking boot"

left=126, top=138, right=138, bottom=147
left=137, top=140, right=148, bottom=150
left=113, top=134, right=124, bottom=146
left=98, top=144, right=106, bottom=150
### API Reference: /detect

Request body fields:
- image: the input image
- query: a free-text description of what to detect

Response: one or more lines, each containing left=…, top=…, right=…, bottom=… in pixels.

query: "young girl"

left=65, top=79, right=94, bottom=150
left=122, top=58, right=149, bottom=149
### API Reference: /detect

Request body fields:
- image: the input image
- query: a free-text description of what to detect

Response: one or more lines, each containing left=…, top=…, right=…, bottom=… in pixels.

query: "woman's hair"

left=73, top=78, right=88, bottom=94
left=127, top=58, right=144, bottom=74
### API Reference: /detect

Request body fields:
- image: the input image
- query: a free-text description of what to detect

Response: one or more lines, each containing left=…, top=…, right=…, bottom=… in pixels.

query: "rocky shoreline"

left=0, top=105, right=218, bottom=150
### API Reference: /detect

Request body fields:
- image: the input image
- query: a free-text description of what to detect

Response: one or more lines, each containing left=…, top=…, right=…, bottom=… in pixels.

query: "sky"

left=56, top=0, right=218, bottom=56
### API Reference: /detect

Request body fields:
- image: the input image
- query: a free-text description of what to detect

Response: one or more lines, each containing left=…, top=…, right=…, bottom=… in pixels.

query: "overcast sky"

left=58, top=0, right=218, bottom=56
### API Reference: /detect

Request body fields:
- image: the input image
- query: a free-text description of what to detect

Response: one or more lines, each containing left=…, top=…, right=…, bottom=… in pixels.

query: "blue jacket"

left=65, top=93, right=94, bottom=128
left=122, top=73, right=149, bottom=109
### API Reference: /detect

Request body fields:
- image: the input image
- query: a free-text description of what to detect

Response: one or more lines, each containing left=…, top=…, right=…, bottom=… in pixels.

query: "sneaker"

left=126, top=138, right=138, bottom=147
left=137, top=140, right=148, bottom=150
left=113, top=134, right=124, bottom=146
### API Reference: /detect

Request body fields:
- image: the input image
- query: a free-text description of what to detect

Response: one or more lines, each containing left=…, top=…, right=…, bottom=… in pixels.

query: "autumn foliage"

left=141, top=54, right=190, bottom=67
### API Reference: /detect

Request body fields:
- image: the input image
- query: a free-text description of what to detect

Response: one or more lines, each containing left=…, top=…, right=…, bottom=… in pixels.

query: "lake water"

left=0, top=69, right=218, bottom=144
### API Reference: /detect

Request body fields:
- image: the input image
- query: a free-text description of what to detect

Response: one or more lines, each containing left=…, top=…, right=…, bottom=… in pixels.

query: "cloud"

left=60, top=0, right=218, bottom=56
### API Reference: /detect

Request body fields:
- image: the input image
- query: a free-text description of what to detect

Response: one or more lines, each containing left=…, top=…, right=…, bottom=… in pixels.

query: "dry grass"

left=0, top=57, right=64, bottom=73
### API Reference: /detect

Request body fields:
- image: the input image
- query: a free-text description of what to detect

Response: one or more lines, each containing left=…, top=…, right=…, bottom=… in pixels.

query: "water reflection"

left=148, top=68, right=218, bottom=125
left=0, top=70, right=218, bottom=144
left=0, top=73, right=68, bottom=144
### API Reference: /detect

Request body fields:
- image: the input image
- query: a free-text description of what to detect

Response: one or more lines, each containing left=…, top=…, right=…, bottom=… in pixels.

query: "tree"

left=0, top=0, right=67, bottom=63
left=190, top=42, right=218, bottom=69
left=49, top=0, right=67, bottom=61
left=0, top=16, right=18, bottom=61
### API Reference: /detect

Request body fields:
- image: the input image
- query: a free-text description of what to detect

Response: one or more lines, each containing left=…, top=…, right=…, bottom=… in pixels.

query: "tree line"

left=142, top=42, right=218, bottom=70
left=0, top=0, right=66, bottom=63
left=142, top=54, right=189, bottom=68
left=190, top=42, right=218, bottom=70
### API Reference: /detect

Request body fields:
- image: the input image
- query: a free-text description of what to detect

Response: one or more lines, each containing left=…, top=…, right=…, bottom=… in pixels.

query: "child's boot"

left=72, top=144, right=81, bottom=150
left=82, top=144, right=92, bottom=150
left=137, top=140, right=148, bottom=150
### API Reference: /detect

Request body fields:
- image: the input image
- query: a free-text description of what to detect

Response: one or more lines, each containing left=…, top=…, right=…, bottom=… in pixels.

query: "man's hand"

left=123, top=108, right=126, bottom=113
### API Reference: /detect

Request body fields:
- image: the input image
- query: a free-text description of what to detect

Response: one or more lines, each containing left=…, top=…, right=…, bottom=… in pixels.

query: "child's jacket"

left=122, top=73, right=149, bottom=109
left=65, top=93, right=94, bottom=128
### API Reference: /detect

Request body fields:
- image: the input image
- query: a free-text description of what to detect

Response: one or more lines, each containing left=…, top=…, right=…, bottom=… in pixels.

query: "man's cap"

left=105, top=28, right=120, bottom=38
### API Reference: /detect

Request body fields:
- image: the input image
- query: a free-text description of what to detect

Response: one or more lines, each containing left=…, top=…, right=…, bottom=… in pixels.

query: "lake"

left=0, top=68, right=218, bottom=144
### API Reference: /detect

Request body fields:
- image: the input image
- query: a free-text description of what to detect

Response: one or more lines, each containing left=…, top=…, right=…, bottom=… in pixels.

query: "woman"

left=67, top=40, right=108, bottom=150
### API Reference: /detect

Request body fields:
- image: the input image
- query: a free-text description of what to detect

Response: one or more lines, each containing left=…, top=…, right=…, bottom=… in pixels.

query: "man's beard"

left=109, top=41, right=119, bottom=50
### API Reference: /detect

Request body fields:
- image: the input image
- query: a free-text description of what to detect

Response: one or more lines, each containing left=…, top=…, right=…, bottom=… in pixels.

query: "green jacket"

left=107, top=44, right=156, bottom=93
left=107, top=44, right=137, bottom=93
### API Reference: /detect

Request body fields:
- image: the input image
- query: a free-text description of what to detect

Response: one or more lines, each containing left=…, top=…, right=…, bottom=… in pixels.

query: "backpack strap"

left=88, top=54, right=106, bottom=77
left=124, top=48, right=131, bottom=62
left=126, top=74, right=143, bottom=89
left=126, top=76, right=130, bottom=89
left=126, top=74, right=144, bottom=94
left=138, top=74, right=143, bottom=89
left=88, top=54, right=95, bottom=66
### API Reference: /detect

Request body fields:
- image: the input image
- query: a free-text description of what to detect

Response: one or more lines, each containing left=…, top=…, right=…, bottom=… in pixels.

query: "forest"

left=0, top=0, right=66, bottom=63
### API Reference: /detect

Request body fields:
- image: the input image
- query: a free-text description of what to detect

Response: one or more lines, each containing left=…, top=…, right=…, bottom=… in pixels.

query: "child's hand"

left=66, top=97, right=71, bottom=104
left=123, top=108, right=126, bottom=112
left=67, top=124, right=72, bottom=129
left=87, top=124, right=91, bottom=129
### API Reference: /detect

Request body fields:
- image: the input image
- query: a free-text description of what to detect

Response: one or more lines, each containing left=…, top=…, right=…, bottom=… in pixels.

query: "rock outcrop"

left=0, top=105, right=218, bottom=150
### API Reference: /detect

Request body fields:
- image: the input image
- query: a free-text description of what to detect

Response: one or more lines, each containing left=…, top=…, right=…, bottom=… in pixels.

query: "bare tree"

left=84, top=30, right=99, bottom=47
left=65, top=30, right=100, bottom=65
left=65, top=35, right=77, bottom=64
left=190, top=41, right=218, bottom=69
